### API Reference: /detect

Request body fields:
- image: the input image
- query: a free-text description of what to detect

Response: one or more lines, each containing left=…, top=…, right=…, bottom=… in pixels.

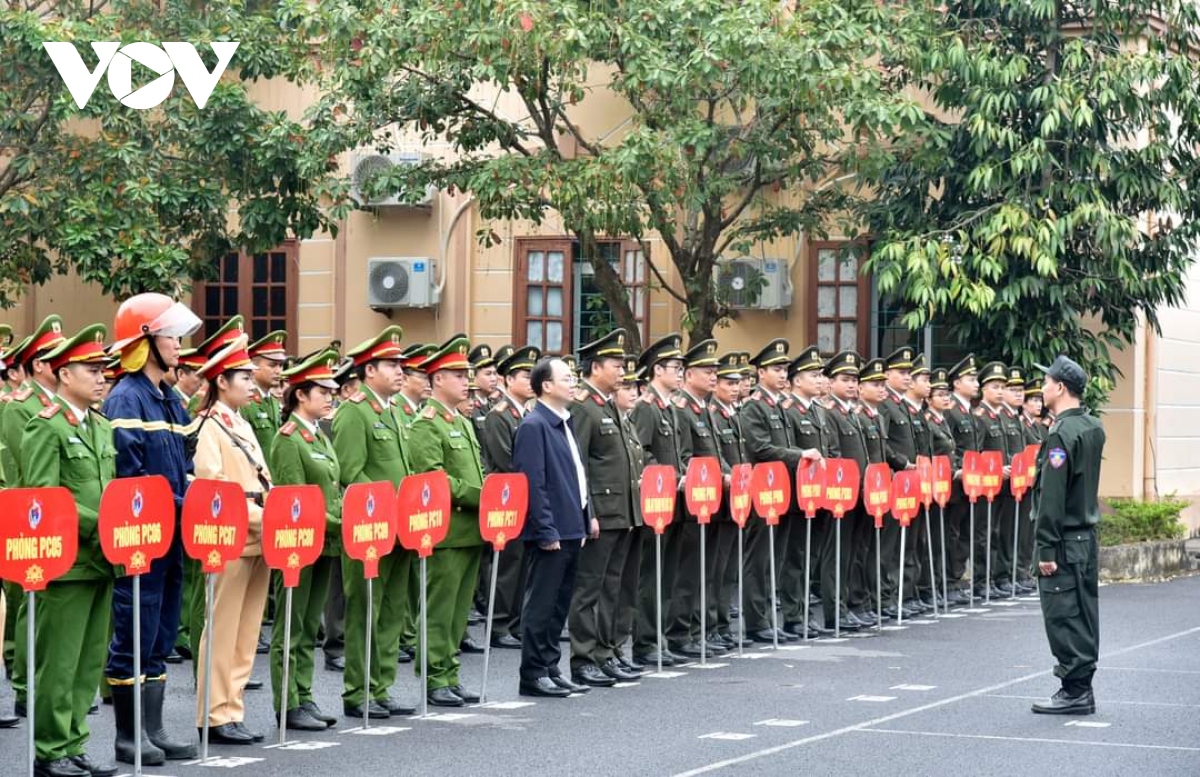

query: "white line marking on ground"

left=733, top=652, right=771, bottom=660
left=478, top=701, right=535, bottom=709
left=939, top=613, right=968, bottom=619
left=862, top=728, right=1198, bottom=751
left=878, top=626, right=907, bottom=632
left=1064, top=720, right=1111, bottom=728
left=613, top=681, right=642, bottom=688
left=776, top=645, right=810, bottom=651
left=754, top=719, right=809, bottom=727
left=646, top=671, right=687, bottom=679
left=698, top=732, right=757, bottom=740
left=344, top=726, right=411, bottom=736
left=962, top=608, right=990, bottom=613
left=692, top=663, right=729, bottom=670
left=891, top=684, right=937, bottom=691
left=671, top=625, right=1200, bottom=777
left=424, top=713, right=477, bottom=721
left=848, top=695, right=896, bottom=702
left=988, top=694, right=1200, bottom=710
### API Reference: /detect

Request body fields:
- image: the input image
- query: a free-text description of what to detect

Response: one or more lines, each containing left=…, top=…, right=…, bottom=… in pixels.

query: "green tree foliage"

left=862, top=1, right=1200, bottom=403
left=0, top=1, right=338, bottom=305
left=295, top=0, right=929, bottom=350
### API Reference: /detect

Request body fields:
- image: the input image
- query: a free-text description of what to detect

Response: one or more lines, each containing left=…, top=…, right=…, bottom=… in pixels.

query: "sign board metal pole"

left=968, top=503, right=976, bottom=609
left=25, top=591, right=35, bottom=777
left=875, top=525, right=883, bottom=631
left=201, top=574, right=215, bottom=760
left=363, top=577, right=373, bottom=729
left=419, top=558, right=429, bottom=719
left=736, top=527, right=744, bottom=658
left=925, top=507, right=938, bottom=617
left=939, top=505, right=949, bottom=609
left=132, top=574, right=143, bottom=776
left=699, top=523, right=707, bottom=666
left=802, top=519, right=812, bottom=641
left=277, top=586, right=294, bottom=745
left=834, top=520, right=842, bottom=638
left=767, top=525, right=779, bottom=651
left=985, top=501, right=993, bottom=604
left=655, top=533, right=663, bottom=674
left=897, top=526, right=907, bottom=626
left=1011, top=500, right=1021, bottom=599
left=480, top=548, right=500, bottom=704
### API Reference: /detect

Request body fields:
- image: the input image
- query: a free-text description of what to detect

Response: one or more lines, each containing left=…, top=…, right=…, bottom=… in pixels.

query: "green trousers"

left=3, top=580, right=26, bottom=700
left=418, top=547, right=481, bottom=691
left=34, top=579, right=113, bottom=761
left=342, top=549, right=412, bottom=705
left=176, top=557, right=199, bottom=650
left=270, top=557, right=335, bottom=712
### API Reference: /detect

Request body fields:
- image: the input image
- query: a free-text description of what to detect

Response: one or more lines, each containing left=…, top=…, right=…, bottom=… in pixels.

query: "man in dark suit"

left=513, top=357, right=599, bottom=698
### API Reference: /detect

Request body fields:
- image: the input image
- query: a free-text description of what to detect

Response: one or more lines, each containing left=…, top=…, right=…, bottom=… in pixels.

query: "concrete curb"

left=1099, top=538, right=1200, bottom=582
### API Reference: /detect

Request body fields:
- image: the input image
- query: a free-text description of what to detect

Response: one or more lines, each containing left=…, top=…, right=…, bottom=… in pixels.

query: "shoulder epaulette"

left=280, top=421, right=296, bottom=436
left=349, top=392, right=366, bottom=404
left=639, top=392, right=655, bottom=404
left=672, top=395, right=687, bottom=409
left=973, top=407, right=984, bottom=416
left=38, top=404, right=62, bottom=420
left=421, top=405, right=438, bottom=420
left=781, top=398, right=793, bottom=410
left=574, top=388, right=589, bottom=402
left=13, top=388, right=32, bottom=401
left=491, top=399, right=508, bottom=414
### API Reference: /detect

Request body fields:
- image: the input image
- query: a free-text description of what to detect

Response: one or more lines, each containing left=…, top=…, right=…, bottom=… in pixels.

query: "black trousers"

left=520, top=539, right=583, bottom=682
left=666, top=521, right=703, bottom=646
left=493, top=540, right=528, bottom=638
left=705, top=522, right=738, bottom=635
left=569, top=528, right=635, bottom=670
left=819, top=511, right=854, bottom=624
left=321, top=557, right=346, bottom=659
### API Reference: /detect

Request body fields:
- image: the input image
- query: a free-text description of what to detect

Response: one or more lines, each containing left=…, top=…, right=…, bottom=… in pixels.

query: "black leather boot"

left=143, top=678, right=197, bottom=760
left=110, top=684, right=165, bottom=766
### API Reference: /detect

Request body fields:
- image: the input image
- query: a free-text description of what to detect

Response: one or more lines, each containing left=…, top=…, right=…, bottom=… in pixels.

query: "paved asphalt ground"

left=3, top=573, right=1199, bottom=776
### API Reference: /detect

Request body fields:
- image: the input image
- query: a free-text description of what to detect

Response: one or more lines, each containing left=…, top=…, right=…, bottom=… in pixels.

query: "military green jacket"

left=20, top=398, right=116, bottom=581
left=271, top=417, right=342, bottom=556
left=631, top=385, right=686, bottom=476
left=826, top=398, right=869, bottom=473
left=396, top=394, right=424, bottom=428
left=904, top=397, right=933, bottom=460
left=1000, top=406, right=1026, bottom=461
left=858, top=404, right=887, bottom=465
left=925, top=408, right=956, bottom=459
left=739, top=390, right=803, bottom=469
left=1022, top=412, right=1048, bottom=446
left=408, top=397, right=483, bottom=549
left=242, top=388, right=282, bottom=468
left=973, top=402, right=1011, bottom=462
left=784, top=395, right=839, bottom=458
left=1, top=384, right=55, bottom=488
left=332, top=384, right=411, bottom=488
left=945, top=395, right=979, bottom=470
left=620, top=410, right=646, bottom=528
left=480, top=394, right=523, bottom=474
left=174, top=386, right=203, bottom=418
left=880, top=388, right=918, bottom=472
left=1032, top=407, right=1105, bottom=564
left=709, top=399, right=746, bottom=523
left=571, top=382, right=638, bottom=531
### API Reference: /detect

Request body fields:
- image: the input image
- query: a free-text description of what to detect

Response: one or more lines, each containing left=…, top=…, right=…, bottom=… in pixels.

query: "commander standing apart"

left=1030, top=355, right=1105, bottom=716
left=513, top=357, right=597, bottom=698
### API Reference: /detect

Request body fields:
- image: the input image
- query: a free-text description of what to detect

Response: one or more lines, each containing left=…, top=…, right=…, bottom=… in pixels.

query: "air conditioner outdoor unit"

left=367, top=257, right=439, bottom=309
left=350, top=151, right=436, bottom=208
left=713, top=257, right=792, bottom=310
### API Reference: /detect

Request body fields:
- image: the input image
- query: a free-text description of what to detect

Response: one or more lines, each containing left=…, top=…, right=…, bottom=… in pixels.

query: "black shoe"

left=467, top=609, right=485, bottom=625
left=995, top=582, right=1016, bottom=597
left=459, top=637, right=486, bottom=654
left=380, top=696, right=416, bottom=715
left=573, top=663, right=617, bottom=687
left=448, top=685, right=481, bottom=703
left=728, top=605, right=740, bottom=618
left=559, top=626, right=570, bottom=642
left=300, top=701, right=337, bottom=727
left=519, top=677, right=570, bottom=698
left=0, top=714, right=18, bottom=728
left=550, top=675, right=591, bottom=694
left=204, top=722, right=254, bottom=745
left=1016, top=580, right=1036, bottom=594
left=618, top=656, right=646, bottom=673
left=1031, top=688, right=1095, bottom=715
left=427, top=687, right=465, bottom=707
left=244, top=680, right=263, bottom=690
left=324, top=655, right=345, bottom=671
left=634, top=650, right=676, bottom=667
left=68, top=754, right=117, bottom=777
left=778, top=627, right=800, bottom=642
left=600, top=658, right=640, bottom=681
left=824, top=617, right=859, bottom=633
left=234, top=722, right=264, bottom=742
left=15, top=700, right=26, bottom=717
left=670, top=641, right=705, bottom=658
left=398, top=648, right=413, bottom=664
left=284, top=707, right=326, bottom=731
left=343, top=700, right=390, bottom=719
left=903, top=599, right=928, bottom=614
left=748, top=629, right=779, bottom=643
left=176, top=645, right=193, bottom=661
left=33, top=757, right=88, bottom=777
left=491, top=634, right=522, bottom=649
left=256, top=634, right=269, bottom=655
left=165, top=649, right=183, bottom=665
left=704, top=638, right=731, bottom=654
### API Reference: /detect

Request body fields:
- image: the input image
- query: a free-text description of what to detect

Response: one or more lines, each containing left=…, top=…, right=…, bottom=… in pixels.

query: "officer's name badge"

left=68, top=436, right=83, bottom=445
left=373, top=421, right=387, bottom=429
left=1048, top=447, right=1067, bottom=469
left=449, top=430, right=463, bottom=438
left=601, top=417, right=614, bottom=425
left=311, top=452, right=328, bottom=461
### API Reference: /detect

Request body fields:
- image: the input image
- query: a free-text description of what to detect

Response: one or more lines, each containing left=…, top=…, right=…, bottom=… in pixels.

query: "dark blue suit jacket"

left=513, top=401, right=587, bottom=545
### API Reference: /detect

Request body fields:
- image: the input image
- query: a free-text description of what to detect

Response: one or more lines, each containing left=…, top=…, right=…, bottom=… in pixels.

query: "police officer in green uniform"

left=974, top=361, right=1010, bottom=599
left=243, top=331, right=288, bottom=457
left=332, top=325, right=415, bottom=719
left=21, top=323, right=117, bottom=777
left=2, top=314, right=67, bottom=717
left=630, top=334, right=688, bottom=663
left=566, top=330, right=641, bottom=686
left=407, top=335, right=485, bottom=707
left=822, top=350, right=876, bottom=628
left=667, top=338, right=733, bottom=656
left=779, top=345, right=838, bottom=636
left=945, top=355, right=980, bottom=603
left=480, top=345, right=540, bottom=649
left=1029, top=356, right=1104, bottom=715
left=996, top=366, right=1032, bottom=596
left=170, top=348, right=207, bottom=663
left=854, top=358, right=892, bottom=619
left=707, top=352, right=748, bottom=645
left=738, top=339, right=819, bottom=643
left=268, top=349, right=343, bottom=732
left=1016, top=379, right=1048, bottom=591
left=925, top=367, right=958, bottom=601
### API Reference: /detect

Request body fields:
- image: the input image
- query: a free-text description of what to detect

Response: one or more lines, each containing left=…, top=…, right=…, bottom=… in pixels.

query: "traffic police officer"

left=407, top=335, right=486, bottom=708
left=1030, top=356, right=1104, bottom=715
left=22, top=324, right=116, bottom=777
left=332, top=325, right=415, bottom=719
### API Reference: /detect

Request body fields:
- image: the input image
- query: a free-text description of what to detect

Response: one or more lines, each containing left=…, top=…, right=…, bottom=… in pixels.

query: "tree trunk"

left=576, top=229, right=644, bottom=353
